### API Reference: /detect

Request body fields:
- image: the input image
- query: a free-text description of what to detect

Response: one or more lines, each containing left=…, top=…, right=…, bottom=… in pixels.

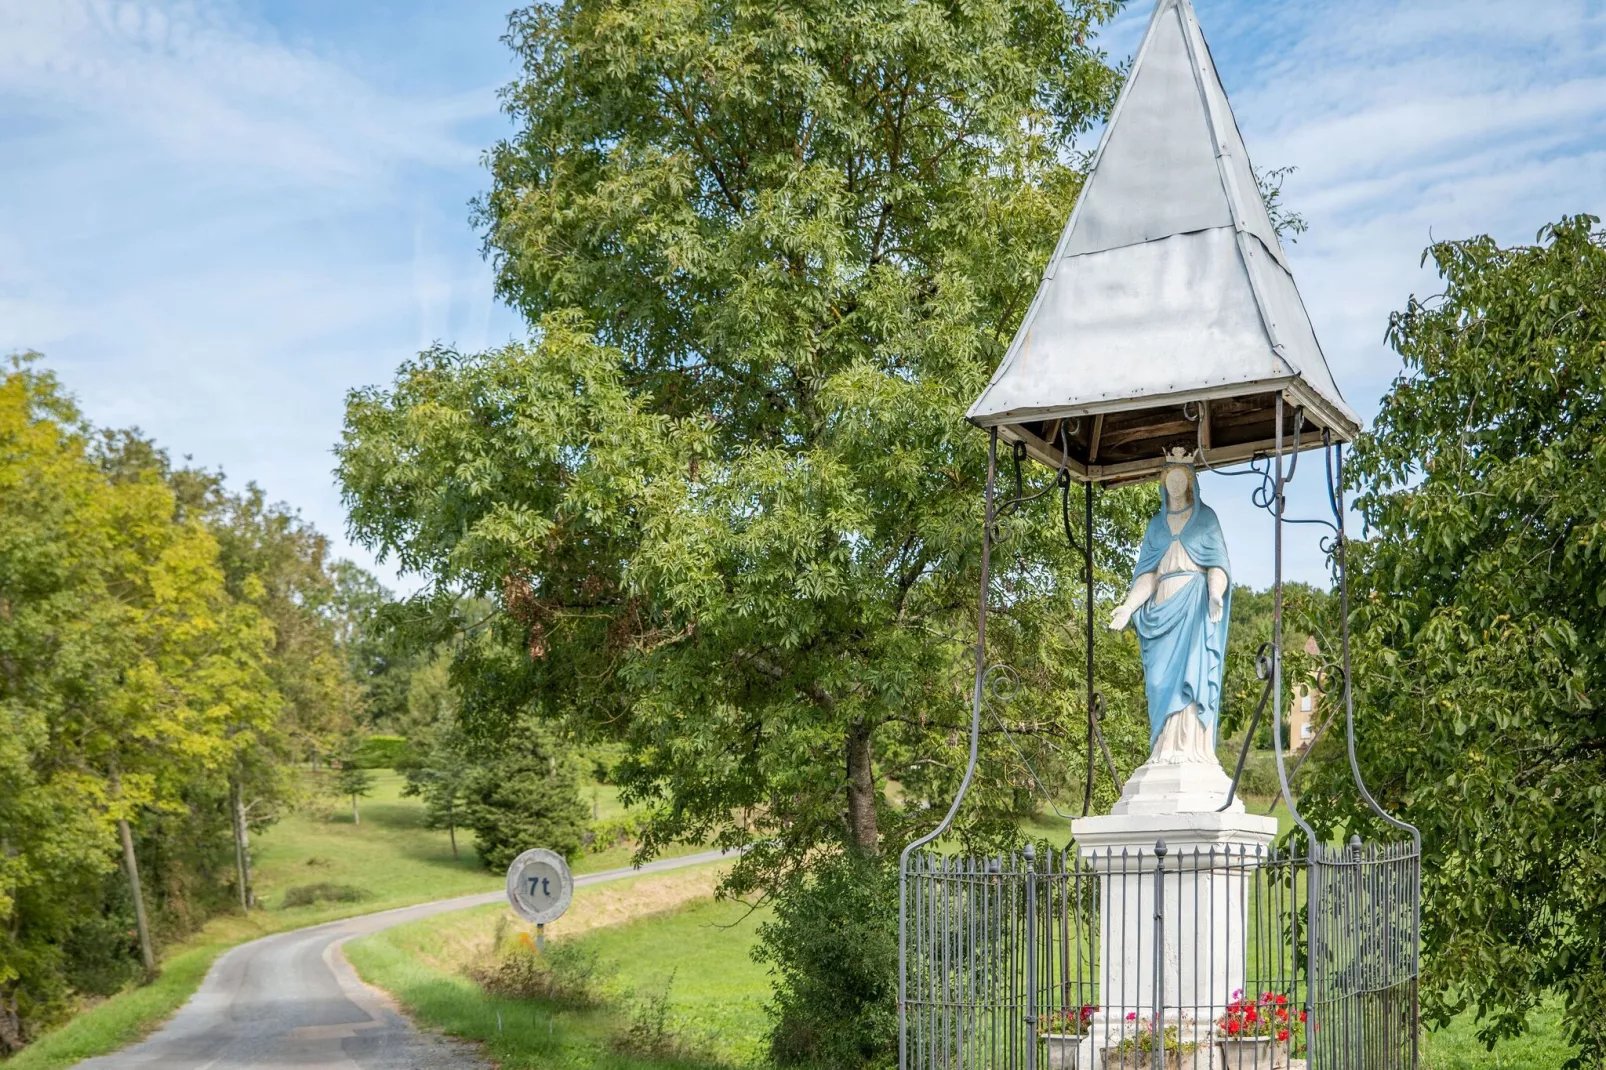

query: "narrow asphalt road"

left=75, top=849, right=735, bottom=1070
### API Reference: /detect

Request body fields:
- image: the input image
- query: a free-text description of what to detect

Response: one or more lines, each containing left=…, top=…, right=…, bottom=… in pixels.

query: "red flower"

left=1277, top=1028, right=1290, bottom=1042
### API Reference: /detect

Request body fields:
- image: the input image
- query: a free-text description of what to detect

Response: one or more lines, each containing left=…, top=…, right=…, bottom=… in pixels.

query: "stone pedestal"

left=1071, top=804, right=1277, bottom=1053
left=1110, top=753, right=1245, bottom=816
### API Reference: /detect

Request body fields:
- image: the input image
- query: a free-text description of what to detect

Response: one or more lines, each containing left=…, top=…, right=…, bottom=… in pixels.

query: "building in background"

left=1286, top=634, right=1323, bottom=752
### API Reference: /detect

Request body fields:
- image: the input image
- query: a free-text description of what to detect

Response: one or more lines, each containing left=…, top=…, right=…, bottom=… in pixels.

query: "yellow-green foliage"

left=0, top=356, right=360, bottom=1051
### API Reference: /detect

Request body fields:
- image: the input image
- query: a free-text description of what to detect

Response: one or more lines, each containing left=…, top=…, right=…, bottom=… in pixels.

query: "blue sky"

left=2, top=0, right=1603, bottom=591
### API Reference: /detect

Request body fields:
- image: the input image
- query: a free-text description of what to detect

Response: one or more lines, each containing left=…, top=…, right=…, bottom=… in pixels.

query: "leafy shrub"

left=280, top=882, right=370, bottom=908
left=58, top=891, right=143, bottom=998
left=468, top=935, right=613, bottom=1009
left=350, top=734, right=411, bottom=769
left=587, top=815, right=642, bottom=853
left=757, top=850, right=897, bottom=1068
left=610, top=975, right=706, bottom=1061
left=1227, top=751, right=1283, bottom=800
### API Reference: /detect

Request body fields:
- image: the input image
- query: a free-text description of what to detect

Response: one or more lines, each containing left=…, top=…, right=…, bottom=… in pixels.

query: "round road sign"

left=505, top=848, right=573, bottom=925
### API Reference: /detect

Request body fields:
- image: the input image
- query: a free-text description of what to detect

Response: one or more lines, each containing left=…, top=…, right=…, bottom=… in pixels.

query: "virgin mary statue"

left=1107, top=448, right=1238, bottom=813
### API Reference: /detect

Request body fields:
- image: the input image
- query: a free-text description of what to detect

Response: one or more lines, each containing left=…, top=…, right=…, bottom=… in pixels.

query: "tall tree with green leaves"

left=2, top=356, right=389, bottom=1049
left=341, top=0, right=1142, bottom=861
left=338, top=3, right=1155, bottom=1061
left=329, top=562, right=422, bottom=734
left=1, top=360, right=130, bottom=1046
left=93, top=434, right=364, bottom=908
left=1301, top=215, right=1606, bottom=1064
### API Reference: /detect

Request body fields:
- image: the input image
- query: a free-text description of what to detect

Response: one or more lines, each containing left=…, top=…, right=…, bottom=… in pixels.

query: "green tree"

left=337, top=2, right=1151, bottom=1061
left=461, top=726, right=589, bottom=872
left=331, top=562, right=422, bottom=733
left=0, top=357, right=286, bottom=1045
left=1301, top=215, right=1606, bottom=1063
left=206, top=485, right=360, bottom=764
left=1, top=359, right=130, bottom=1046
left=399, top=655, right=473, bottom=859
left=92, top=433, right=367, bottom=908
left=333, top=751, right=375, bottom=826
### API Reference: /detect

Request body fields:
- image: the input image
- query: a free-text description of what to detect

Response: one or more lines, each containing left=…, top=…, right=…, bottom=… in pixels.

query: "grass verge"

left=344, top=874, right=769, bottom=1069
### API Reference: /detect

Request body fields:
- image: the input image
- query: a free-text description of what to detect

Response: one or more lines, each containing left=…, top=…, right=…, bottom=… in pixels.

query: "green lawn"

left=577, top=896, right=771, bottom=1065
left=251, top=769, right=500, bottom=907
left=1423, top=1001, right=1577, bottom=1069
left=3, top=770, right=681, bottom=1070
left=344, top=878, right=769, bottom=1068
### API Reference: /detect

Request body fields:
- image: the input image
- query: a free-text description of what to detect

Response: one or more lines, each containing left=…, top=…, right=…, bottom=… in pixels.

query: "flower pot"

left=1040, top=1033, right=1083, bottom=1068
left=1218, top=1037, right=1285, bottom=1069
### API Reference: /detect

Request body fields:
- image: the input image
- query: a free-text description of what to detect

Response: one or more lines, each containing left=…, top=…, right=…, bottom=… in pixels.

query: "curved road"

left=76, top=850, right=733, bottom=1070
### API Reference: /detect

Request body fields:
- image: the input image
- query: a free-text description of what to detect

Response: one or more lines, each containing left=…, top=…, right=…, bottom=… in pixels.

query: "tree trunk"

left=229, top=779, right=253, bottom=910
left=448, top=820, right=458, bottom=860
left=351, top=795, right=360, bottom=825
left=0, top=990, right=25, bottom=1055
left=117, top=814, right=156, bottom=976
left=845, top=722, right=879, bottom=854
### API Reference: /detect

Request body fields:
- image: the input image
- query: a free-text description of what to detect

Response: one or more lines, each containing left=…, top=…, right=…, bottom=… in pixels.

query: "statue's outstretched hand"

left=1209, top=595, right=1224, bottom=623
left=1108, top=606, right=1133, bottom=631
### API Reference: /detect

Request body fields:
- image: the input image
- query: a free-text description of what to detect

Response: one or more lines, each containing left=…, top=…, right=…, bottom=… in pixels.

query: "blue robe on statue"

left=1131, top=469, right=1232, bottom=749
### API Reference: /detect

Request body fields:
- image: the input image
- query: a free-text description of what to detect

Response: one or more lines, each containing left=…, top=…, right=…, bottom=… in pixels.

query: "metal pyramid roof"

left=967, top=0, right=1360, bottom=484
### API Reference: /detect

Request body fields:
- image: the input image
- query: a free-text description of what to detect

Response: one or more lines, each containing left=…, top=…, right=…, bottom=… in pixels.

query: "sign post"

left=504, top=848, right=574, bottom=951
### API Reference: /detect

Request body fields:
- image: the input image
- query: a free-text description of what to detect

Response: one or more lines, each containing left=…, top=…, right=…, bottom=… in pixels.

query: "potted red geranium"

left=1216, top=990, right=1305, bottom=1069
left=1038, top=1004, right=1096, bottom=1068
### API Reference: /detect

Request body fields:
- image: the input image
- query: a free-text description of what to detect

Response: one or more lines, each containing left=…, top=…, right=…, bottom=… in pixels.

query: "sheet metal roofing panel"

left=1060, top=0, right=1232, bottom=257
left=967, top=0, right=1360, bottom=463
left=973, top=228, right=1290, bottom=424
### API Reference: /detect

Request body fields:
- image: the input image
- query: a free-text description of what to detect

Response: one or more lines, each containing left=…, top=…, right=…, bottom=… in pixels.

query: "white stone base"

left=1111, top=755, right=1244, bottom=815
left=1071, top=810, right=1278, bottom=1033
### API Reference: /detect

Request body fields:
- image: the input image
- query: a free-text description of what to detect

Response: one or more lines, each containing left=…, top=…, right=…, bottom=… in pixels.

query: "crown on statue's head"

left=1161, top=445, right=1193, bottom=469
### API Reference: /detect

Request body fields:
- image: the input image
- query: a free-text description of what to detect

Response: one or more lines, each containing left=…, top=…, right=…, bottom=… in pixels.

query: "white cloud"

left=0, top=0, right=490, bottom=188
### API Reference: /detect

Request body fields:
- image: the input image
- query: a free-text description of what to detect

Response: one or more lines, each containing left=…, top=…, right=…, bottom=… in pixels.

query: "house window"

left=1301, top=723, right=1314, bottom=740
left=1300, top=694, right=1313, bottom=712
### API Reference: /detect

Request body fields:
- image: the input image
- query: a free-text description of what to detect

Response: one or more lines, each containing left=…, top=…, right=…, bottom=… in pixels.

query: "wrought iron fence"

left=901, top=836, right=1419, bottom=1070
left=1306, top=839, right=1421, bottom=1070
